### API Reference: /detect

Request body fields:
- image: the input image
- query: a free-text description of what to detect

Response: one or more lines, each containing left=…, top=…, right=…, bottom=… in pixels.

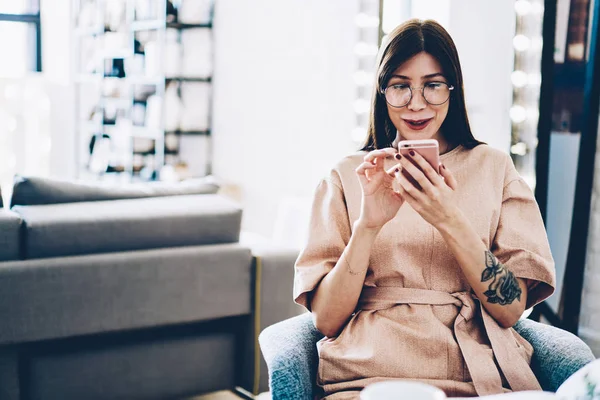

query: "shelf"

left=167, top=22, right=212, bottom=30
left=76, top=74, right=103, bottom=83
left=78, top=75, right=211, bottom=85
left=100, top=98, right=132, bottom=108
left=78, top=75, right=209, bottom=85
left=129, top=21, right=212, bottom=31
left=75, top=26, right=105, bottom=36
left=131, top=126, right=163, bottom=138
left=100, top=49, right=132, bottom=59
left=125, top=76, right=163, bottom=85
left=166, top=77, right=212, bottom=83
left=73, top=0, right=215, bottom=182
left=86, top=75, right=162, bottom=86
left=166, top=130, right=211, bottom=136
left=81, top=123, right=166, bottom=139
left=131, top=20, right=165, bottom=31
left=106, top=165, right=145, bottom=173
left=134, top=147, right=178, bottom=156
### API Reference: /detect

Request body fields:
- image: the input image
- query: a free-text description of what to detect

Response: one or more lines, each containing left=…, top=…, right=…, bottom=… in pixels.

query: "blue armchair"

left=259, top=313, right=596, bottom=400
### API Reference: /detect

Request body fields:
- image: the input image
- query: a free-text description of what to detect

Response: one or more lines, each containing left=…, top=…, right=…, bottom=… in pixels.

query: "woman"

left=293, top=19, right=556, bottom=398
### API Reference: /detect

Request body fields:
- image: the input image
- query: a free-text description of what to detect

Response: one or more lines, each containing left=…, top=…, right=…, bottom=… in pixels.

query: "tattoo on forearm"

left=481, top=251, right=522, bottom=305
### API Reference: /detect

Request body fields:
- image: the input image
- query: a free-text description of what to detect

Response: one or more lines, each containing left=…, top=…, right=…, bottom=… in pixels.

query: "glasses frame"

left=380, top=82, right=455, bottom=108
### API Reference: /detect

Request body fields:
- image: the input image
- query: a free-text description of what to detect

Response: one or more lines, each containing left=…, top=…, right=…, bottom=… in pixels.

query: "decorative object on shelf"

left=177, top=0, right=214, bottom=24
left=163, top=82, right=182, bottom=131
left=179, top=82, right=210, bottom=131
left=164, top=29, right=181, bottom=77
left=166, top=0, right=178, bottom=23
left=73, top=0, right=215, bottom=182
left=88, top=133, right=112, bottom=174
left=181, top=29, right=212, bottom=77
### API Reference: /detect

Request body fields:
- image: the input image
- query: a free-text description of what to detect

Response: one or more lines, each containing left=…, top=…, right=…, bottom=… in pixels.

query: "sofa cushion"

left=13, top=194, right=241, bottom=259
left=10, top=175, right=219, bottom=207
left=0, top=243, right=252, bottom=344
left=0, top=210, right=21, bottom=262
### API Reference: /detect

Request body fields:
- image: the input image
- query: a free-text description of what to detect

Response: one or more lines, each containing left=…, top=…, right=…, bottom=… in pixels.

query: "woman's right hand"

left=355, top=148, right=404, bottom=231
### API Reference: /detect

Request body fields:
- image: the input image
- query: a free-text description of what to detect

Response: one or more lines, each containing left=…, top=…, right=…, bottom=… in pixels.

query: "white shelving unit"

left=72, top=0, right=214, bottom=182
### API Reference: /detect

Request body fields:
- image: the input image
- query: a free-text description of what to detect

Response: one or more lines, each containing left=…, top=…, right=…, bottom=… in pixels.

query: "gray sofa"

left=0, top=177, right=303, bottom=400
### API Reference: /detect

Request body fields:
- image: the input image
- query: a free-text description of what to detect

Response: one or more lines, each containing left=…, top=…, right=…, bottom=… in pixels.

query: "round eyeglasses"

left=381, top=82, right=454, bottom=108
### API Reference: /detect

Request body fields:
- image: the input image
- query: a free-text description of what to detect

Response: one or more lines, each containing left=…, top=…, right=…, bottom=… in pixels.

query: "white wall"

left=42, top=0, right=77, bottom=179
left=212, top=0, right=359, bottom=239
left=447, top=1, right=515, bottom=152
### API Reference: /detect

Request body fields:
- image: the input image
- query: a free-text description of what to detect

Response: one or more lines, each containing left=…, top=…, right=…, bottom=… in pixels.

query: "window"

left=0, top=0, right=42, bottom=76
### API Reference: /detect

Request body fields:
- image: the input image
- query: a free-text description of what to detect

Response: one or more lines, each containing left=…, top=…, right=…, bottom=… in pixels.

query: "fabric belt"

left=358, top=287, right=541, bottom=396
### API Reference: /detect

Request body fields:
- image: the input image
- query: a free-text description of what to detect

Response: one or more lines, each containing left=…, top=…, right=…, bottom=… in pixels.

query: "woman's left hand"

left=395, top=151, right=461, bottom=229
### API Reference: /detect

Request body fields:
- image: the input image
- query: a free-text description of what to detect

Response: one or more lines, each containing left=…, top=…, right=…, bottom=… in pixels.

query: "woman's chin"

left=398, top=127, right=436, bottom=141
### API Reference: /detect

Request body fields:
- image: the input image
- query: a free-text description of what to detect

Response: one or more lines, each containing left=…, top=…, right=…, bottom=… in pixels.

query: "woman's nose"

left=407, top=89, right=427, bottom=111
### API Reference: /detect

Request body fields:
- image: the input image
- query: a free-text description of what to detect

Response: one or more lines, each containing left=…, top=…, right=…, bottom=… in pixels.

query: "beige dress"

left=293, top=144, right=556, bottom=399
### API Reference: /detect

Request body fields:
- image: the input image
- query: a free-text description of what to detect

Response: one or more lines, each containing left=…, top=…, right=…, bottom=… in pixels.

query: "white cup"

left=360, top=381, right=446, bottom=400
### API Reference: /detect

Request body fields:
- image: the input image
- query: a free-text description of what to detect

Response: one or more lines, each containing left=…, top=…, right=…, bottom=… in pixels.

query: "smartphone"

left=398, top=139, right=441, bottom=174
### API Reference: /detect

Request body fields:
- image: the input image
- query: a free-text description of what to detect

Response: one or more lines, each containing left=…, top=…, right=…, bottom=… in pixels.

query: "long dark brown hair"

left=361, top=19, right=483, bottom=151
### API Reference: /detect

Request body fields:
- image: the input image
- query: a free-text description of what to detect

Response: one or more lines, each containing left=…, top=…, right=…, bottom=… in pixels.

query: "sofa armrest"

left=259, top=313, right=323, bottom=400
left=254, top=247, right=306, bottom=331
left=514, top=318, right=596, bottom=391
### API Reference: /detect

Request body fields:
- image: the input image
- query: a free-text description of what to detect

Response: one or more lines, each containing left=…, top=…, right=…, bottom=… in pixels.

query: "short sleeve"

left=293, top=172, right=351, bottom=311
left=492, top=158, right=556, bottom=309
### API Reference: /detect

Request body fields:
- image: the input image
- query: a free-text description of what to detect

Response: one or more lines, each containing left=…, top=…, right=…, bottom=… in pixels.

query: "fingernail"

left=409, top=150, right=415, bottom=156
left=395, top=154, right=401, bottom=160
